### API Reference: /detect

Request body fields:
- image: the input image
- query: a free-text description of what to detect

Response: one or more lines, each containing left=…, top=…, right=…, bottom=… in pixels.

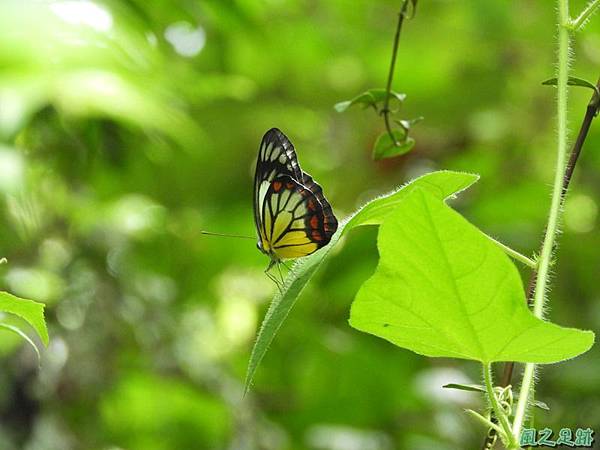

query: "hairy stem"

left=512, top=0, right=571, bottom=440
left=481, top=76, right=600, bottom=450
left=382, top=0, right=410, bottom=145
left=571, top=0, right=600, bottom=30
left=483, top=364, right=517, bottom=448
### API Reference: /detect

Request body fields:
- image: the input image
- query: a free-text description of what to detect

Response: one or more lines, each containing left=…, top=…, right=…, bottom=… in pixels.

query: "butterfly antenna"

left=201, top=231, right=255, bottom=239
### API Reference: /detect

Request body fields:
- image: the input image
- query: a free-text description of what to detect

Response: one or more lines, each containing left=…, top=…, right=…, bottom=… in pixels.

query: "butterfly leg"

left=265, top=270, right=283, bottom=292
left=264, top=261, right=283, bottom=293
left=276, top=261, right=286, bottom=287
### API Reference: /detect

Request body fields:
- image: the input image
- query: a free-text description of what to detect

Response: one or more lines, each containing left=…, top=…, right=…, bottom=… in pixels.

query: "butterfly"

left=254, top=128, right=338, bottom=286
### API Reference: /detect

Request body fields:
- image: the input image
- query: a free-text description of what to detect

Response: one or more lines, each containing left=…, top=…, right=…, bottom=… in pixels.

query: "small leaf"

left=333, top=100, right=353, bottom=113
left=396, top=116, right=424, bottom=131
left=443, top=383, right=486, bottom=393
left=532, top=400, right=550, bottom=411
left=245, top=171, right=480, bottom=393
left=405, top=0, right=419, bottom=19
left=443, top=384, right=550, bottom=410
left=0, top=291, right=48, bottom=346
left=373, top=131, right=415, bottom=160
left=349, top=189, right=595, bottom=364
left=369, top=88, right=406, bottom=104
left=542, top=76, right=599, bottom=96
left=334, top=89, right=406, bottom=113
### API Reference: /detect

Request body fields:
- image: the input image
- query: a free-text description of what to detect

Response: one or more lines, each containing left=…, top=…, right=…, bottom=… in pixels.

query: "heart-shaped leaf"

left=373, top=131, right=415, bottom=160
left=349, top=189, right=594, bottom=364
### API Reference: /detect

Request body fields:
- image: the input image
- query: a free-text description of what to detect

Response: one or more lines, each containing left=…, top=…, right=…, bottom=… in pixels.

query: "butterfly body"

left=254, top=128, right=337, bottom=267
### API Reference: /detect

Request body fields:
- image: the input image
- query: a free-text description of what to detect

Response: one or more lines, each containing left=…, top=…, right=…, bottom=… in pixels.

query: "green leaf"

left=0, top=291, right=49, bottom=346
left=334, top=89, right=406, bottom=112
left=542, top=76, right=599, bottom=97
left=405, top=0, right=419, bottom=19
left=373, top=131, right=415, bottom=160
left=443, top=383, right=486, bottom=393
left=396, top=116, right=424, bottom=131
left=442, top=383, right=550, bottom=410
left=245, top=171, right=479, bottom=393
left=532, top=399, right=550, bottom=411
left=333, top=100, right=354, bottom=113
left=349, top=189, right=594, bottom=364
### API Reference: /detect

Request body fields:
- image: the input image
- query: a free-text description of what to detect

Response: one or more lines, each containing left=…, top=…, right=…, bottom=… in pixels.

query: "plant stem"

left=483, top=363, right=517, bottom=448
left=382, top=0, right=410, bottom=146
left=481, top=76, right=600, bottom=450
left=561, top=79, right=600, bottom=196
left=533, top=0, right=570, bottom=317
left=571, top=0, right=600, bottom=30
left=512, top=0, right=571, bottom=440
left=485, top=235, right=537, bottom=269
left=466, top=409, right=505, bottom=436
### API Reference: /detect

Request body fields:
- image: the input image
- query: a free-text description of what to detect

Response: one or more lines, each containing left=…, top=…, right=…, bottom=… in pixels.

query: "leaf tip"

left=333, top=101, right=351, bottom=113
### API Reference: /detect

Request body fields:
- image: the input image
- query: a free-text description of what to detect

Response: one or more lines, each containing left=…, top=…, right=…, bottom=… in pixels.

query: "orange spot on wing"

left=310, top=215, right=319, bottom=229
left=273, top=181, right=282, bottom=192
left=311, top=230, right=322, bottom=241
left=286, top=182, right=295, bottom=189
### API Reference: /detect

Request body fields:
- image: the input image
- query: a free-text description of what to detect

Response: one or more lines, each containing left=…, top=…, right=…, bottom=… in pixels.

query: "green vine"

left=511, top=0, right=597, bottom=444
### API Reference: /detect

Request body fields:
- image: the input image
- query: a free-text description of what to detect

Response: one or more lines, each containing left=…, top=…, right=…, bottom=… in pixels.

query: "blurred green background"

left=0, top=1, right=599, bottom=449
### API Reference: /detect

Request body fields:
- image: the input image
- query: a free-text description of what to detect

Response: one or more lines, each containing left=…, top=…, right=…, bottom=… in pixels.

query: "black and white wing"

left=253, top=128, right=303, bottom=239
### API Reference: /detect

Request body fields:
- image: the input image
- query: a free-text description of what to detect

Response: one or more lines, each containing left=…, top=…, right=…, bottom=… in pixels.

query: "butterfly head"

left=256, top=239, right=265, bottom=253
left=256, top=238, right=281, bottom=263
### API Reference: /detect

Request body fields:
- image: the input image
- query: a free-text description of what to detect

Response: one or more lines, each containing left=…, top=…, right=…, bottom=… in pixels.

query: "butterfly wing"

left=254, top=128, right=338, bottom=260
left=301, top=171, right=338, bottom=241
left=254, top=128, right=302, bottom=240
left=259, top=175, right=335, bottom=260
